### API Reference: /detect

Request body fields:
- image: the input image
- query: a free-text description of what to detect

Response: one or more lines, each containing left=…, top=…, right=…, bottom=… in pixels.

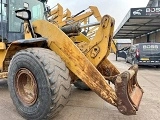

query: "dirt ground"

left=0, top=53, right=159, bottom=120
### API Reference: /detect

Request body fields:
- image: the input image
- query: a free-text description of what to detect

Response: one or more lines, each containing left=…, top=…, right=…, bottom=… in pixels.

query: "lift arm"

left=59, top=6, right=101, bottom=26
left=32, top=15, right=143, bottom=115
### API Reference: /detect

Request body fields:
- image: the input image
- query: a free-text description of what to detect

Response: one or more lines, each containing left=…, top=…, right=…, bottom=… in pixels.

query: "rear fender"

left=2, top=38, right=47, bottom=72
left=5, top=37, right=47, bottom=59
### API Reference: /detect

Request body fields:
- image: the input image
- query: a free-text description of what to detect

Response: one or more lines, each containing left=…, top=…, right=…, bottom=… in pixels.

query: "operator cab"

left=0, top=0, right=45, bottom=43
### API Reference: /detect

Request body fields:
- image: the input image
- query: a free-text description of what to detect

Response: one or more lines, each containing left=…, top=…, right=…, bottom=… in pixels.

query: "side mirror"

left=15, top=9, right=31, bottom=20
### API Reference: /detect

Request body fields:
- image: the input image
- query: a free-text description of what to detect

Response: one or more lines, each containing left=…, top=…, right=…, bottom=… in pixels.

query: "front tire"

left=8, top=48, right=71, bottom=120
left=73, top=79, right=91, bottom=90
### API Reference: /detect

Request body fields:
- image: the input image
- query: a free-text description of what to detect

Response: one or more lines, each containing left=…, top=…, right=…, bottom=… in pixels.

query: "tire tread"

left=8, top=48, right=71, bottom=119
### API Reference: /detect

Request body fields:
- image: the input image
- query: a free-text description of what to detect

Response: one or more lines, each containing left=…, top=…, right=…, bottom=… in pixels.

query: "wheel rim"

left=15, top=68, right=38, bottom=106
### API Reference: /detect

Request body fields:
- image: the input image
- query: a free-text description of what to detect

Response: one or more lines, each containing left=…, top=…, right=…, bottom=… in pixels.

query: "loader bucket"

left=115, top=64, right=143, bottom=115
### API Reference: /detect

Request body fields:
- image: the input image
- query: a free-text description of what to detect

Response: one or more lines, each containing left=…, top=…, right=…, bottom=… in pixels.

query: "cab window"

left=0, top=1, right=7, bottom=22
left=8, top=0, right=22, bottom=32
left=8, top=0, right=45, bottom=32
left=32, top=4, right=44, bottom=21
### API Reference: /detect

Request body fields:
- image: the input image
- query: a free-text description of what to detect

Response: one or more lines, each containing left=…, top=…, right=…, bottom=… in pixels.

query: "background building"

left=114, top=0, right=160, bottom=44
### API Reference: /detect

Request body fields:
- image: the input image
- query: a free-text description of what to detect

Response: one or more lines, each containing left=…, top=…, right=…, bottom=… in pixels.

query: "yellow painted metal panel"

left=32, top=20, right=117, bottom=106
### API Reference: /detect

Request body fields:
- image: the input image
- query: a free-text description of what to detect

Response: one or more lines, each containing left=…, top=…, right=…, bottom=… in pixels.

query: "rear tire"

left=73, top=79, right=91, bottom=90
left=8, top=48, right=71, bottom=120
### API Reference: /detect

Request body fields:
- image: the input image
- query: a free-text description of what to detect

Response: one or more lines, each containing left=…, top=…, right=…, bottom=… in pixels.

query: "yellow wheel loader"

left=46, top=4, right=118, bottom=56
left=45, top=4, right=118, bottom=89
left=0, top=0, right=143, bottom=119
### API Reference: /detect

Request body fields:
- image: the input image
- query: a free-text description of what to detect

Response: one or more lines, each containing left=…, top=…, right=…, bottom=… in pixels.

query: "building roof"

left=114, top=7, right=160, bottom=39
left=147, top=0, right=154, bottom=7
left=116, top=39, right=131, bottom=43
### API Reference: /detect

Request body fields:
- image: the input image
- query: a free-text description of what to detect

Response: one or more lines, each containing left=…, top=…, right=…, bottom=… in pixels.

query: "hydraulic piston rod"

left=80, top=22, right=100, bottom=28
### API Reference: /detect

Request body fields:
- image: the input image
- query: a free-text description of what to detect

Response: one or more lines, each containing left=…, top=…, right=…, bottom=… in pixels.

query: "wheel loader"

left=46, top=3, right=118, bottom=56
left=0, top=0, right=143, bottom=119
left=46, top=4, right=101, bottom=27
left=45, top=4, right=119, bottom=89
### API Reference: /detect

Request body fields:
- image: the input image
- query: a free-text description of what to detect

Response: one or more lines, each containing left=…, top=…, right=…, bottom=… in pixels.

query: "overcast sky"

left=47, top=0, right=149, bottom=29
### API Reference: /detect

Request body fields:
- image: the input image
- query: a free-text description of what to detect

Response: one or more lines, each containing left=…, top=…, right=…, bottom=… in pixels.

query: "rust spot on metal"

left=90, top=46, right=100, bottom=58
left=0, top=72, right=8, bottom=79
left=15, top=68, right=38, bottom=106
left=118, top=105, right=127, bottom=113
left=115, top=64, right=144, bottom=115
left=115, top=76, right=122, bottom=84
left=97, top=58, right=120, bottom=76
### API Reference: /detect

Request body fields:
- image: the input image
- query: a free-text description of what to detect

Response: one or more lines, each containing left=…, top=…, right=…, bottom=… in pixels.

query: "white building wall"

left=155, top=31, right=160, bottom=42
left=150, top=33, right=156, bottom=42
left=133, top=36, right=147, bottom=44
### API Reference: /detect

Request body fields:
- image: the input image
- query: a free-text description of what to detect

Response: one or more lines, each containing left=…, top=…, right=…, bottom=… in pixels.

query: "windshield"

left=0, top=1, right=7, bottom=22
left=9, top=0, right=45, bottom=32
